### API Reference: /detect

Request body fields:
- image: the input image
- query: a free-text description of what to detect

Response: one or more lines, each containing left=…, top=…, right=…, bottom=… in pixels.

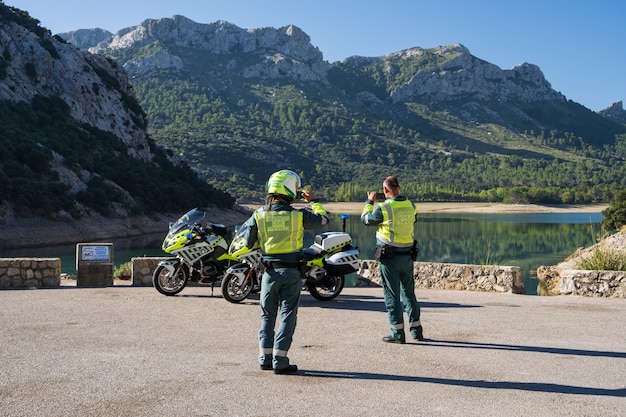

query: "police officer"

left=361, top=176, right=424, bottom=344
left=242, top=169, right=328, bottom=374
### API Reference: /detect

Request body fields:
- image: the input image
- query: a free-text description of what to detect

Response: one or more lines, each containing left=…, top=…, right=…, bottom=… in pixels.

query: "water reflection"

left=2, top=211, right=603, bottom=296
left=329, top=212, right=602, bottom=295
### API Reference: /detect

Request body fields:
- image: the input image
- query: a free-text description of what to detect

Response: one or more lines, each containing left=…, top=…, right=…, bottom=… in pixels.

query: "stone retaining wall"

left=131, top=257, right=168, bottom=286
left=358, top=260, right=525, bottom=294
left=536, top=266, right=625, bottom=297
left=4, top=256, right=620, bottom=297
left=130, top=257, right=525, bottom=294
left=0, top=258, right=61, bottom=289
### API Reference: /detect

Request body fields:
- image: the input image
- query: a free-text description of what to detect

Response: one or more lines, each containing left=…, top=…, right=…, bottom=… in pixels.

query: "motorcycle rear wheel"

left=221, top=267, right=255, bottom=303
left=153, top=264, right=189, bottom=296
left=307, top=275, right=345, bottom=301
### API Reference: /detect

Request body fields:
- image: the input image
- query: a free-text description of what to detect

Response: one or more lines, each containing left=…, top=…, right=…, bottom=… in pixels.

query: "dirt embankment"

left=317, top=202, right=608, bottom=215
left=0, top=207, right=252, bottom=251
left=0, top=202, right=608, bottom=251
left=241, top=202, right=608, bottom=216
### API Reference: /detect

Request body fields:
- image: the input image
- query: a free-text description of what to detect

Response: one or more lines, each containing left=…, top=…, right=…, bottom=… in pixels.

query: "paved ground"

left=1, top=286, right=624, bottom=417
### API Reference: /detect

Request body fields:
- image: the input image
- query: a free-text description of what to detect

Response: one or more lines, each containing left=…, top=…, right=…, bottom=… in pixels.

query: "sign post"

left=76, top=243, right=114, bottom=287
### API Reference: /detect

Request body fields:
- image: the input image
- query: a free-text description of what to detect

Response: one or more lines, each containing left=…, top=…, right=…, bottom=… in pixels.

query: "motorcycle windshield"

left=228, top=223, right=250, bottom=255
left=167, top=209, right=206, bottom=237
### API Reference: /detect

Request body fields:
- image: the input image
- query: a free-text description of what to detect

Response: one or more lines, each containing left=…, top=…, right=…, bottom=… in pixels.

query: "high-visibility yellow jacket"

left=254, top=210, right=304, bottom=254
left=245, top=200, right=328, bottom=262
left=361, top=196, right=417, bottom=248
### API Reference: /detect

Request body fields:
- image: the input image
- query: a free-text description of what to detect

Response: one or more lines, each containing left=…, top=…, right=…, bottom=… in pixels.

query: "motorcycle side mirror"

left=168, top=222, right=174, bottom=229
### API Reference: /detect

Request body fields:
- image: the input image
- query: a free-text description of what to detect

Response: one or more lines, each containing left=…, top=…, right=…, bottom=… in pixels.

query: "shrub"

left=601, top=189, right=626, bottom=232
left=576, top=247, right=626, bottom=271
left=114, top=261, right=133, bottom=280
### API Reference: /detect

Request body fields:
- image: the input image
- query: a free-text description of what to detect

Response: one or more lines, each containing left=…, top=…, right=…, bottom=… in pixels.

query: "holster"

left=410, top=240, right=419, bottom=261
left=375, top=245, right=395, bottom=261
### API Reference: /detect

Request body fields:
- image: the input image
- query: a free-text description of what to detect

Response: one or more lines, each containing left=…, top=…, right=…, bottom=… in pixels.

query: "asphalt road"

left=1, top=286, right=624, bottom=417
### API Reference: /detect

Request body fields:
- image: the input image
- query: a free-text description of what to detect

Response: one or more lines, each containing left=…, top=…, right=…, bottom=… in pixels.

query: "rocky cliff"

left=86, top=15, right=328, bottom=83
left=58, top=28, right=112, bottom=50
left=386, top=44, right=566, bottom=103
left=52, top=13, right=625, bottom=203
left=599, top=101, right=626, bottom=125
left=0, top=12, right=152, bottom=161
left=0, top=5, right=235, bottom=244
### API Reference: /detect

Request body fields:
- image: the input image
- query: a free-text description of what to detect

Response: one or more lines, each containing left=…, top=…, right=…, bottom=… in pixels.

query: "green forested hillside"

left=130, top=61, right=626, bottom=203
left=0, top=4, right=235, bottom=218
left=0, top=95, right=234, bottom=217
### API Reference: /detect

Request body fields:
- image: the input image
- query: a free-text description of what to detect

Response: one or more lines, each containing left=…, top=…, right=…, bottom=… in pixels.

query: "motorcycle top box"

left=312, top=232, right=352, bottom=252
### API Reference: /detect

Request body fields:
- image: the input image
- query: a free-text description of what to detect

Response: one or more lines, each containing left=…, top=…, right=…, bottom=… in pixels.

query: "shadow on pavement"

left=421, top=339, right=626, bottom=359
left=300, top=370, right=626, bottom=397
left=300, top=293, right=483, bottom=312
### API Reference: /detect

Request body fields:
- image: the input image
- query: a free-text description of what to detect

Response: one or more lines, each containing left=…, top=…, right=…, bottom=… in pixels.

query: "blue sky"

left=7, top=0, right=625, bottom=112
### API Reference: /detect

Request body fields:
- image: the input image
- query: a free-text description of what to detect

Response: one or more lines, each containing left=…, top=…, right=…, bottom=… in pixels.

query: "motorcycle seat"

left=302, top=247, right=323, bottom=261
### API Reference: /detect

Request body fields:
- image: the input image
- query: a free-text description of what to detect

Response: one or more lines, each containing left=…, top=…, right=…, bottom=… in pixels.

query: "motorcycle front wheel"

left=307, top=275, right=345, bottom=301
left=221, top=265, right=256, bottom=303
left=153, top=264, right=189, bottom=296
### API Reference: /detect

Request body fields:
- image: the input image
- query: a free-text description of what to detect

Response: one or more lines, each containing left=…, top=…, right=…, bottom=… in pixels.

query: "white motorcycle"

left=152, top=209, right=236, bottom=296
left=221, top=216, right=360, bottom=303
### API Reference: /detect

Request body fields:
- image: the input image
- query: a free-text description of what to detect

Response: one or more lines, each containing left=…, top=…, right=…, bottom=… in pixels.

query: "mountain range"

left=58, top=15, right=626, bottom=202
left=2, top=3, right=626, bottom=237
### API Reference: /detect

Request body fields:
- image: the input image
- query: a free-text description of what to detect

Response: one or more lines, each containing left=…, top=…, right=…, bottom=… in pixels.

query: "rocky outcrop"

left=536, top=230, right=626, bottom=297
left=389, top=44, right=566, bottom=103
left=86, top=16, right=328, bottom=82
left=57, top=28, right=112, bottom=50
left=0, top=17, right=152, bottom=161
left=124, top=50, right=184, bottom=72
left=598, top=101, right=626, bottom=125
left=1, top=5, right=238, bottom=226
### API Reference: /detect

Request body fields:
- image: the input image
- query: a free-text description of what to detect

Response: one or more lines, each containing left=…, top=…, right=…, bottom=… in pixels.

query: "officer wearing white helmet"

left=240, top=169, right=328, bottom=374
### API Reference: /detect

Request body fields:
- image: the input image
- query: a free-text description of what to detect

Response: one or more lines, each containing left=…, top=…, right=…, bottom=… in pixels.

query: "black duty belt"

left=264, top=261, right=301, bottom=269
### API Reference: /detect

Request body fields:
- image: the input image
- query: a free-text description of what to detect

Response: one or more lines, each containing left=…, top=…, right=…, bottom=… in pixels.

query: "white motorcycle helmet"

left=267, top=169, right=301, bottom=201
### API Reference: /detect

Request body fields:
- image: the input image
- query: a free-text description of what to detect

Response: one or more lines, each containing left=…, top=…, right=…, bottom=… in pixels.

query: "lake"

left=3, top=211, right=603, bottom=295
left=340, top=211, right=603, bottom=295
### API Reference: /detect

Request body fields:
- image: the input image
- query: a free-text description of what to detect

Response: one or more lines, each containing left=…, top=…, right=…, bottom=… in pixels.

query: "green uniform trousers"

left=379, top=253, right=421, bottom=341
left=258, top=267, right=301, bottom=370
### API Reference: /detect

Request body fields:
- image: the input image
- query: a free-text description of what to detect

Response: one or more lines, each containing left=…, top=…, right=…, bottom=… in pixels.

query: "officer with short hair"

left=242, top=169, right=328, bottom=374
left=361, top=176, right=424, bottom=343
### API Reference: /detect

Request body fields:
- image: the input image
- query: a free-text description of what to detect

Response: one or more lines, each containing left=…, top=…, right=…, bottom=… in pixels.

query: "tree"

left=601, top=189, right=626, bottom=232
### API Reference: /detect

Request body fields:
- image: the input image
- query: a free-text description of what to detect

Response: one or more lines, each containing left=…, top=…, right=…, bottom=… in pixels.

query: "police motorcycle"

left=152, top=208, right=237, bottom=296
left=221, top=214, right=360, bottom=303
